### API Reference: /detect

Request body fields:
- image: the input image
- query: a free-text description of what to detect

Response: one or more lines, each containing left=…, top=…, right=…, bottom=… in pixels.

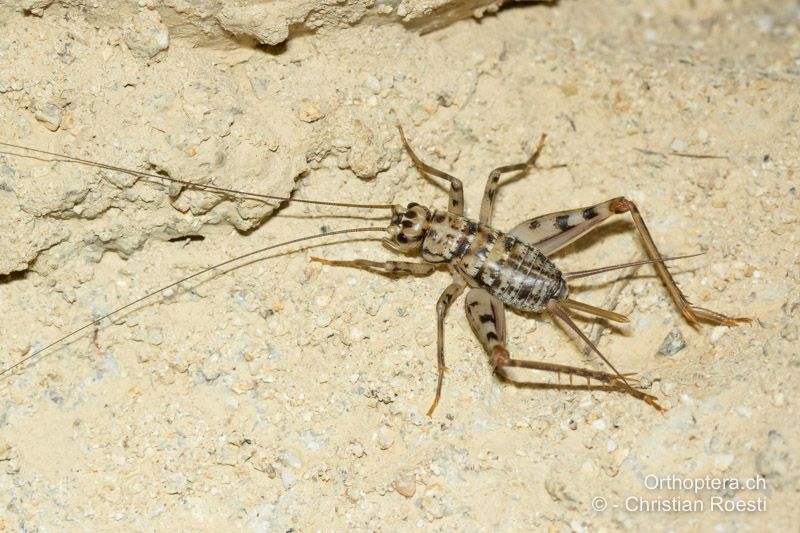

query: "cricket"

left=0, top=126, right=751, bottom=414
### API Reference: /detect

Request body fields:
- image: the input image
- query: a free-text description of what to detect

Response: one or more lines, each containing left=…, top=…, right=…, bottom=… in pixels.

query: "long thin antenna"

left=0, top=226, right=385, bottom=379
left=563, top=252, right=703, bottom=281
left=0, top=142, right=396, bottom=210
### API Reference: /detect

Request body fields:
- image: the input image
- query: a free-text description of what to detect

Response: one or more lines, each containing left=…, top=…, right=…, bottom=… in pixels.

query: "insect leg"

left=464, top=288, right=507, bottom=356
left=509, top=198, right=749, bottom=326
left=465, top=289, right=661, bottom=409
left=310, top=257, right=437, bottom=276
left=492, top=351, right=662, bottom=410
left=606, top=197, right=750, bottom=326
left=479, top=134, right=547, bottom=225
left=428, top=280, right=466, bottom=416
left=397, top=125, right=464, bottom=215
left=507, top=198, right=618, bottom=255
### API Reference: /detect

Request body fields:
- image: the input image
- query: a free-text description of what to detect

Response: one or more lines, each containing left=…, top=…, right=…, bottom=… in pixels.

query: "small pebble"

left=365, top=75, right=381, bottom=94
left=393, top=473, right=416, bottom=497
left=657, top=329, right=687, bottom=356
left=123, top=10, right=169, bottom=58
left=670, top=138, right=687, bottom=152
left=34, top=101, right=62, bottom=131
left=296, top=99, right=325, bottom=123
left=347, top=441, right=366, bottom=458
left=376, top=427, right=394, bottom=450
left=709, top=326, right=727, bottom=344
left=421, top=495, right=446, bottom=520
left=714, top=453, right=734, bottom=471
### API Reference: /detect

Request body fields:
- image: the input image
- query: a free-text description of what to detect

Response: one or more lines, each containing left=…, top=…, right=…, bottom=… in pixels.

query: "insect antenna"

left=0, top=142, right=397, bottom=210
left=562, top=252, right=704, bottom=281
left=0, top=226, right=385, bottom=380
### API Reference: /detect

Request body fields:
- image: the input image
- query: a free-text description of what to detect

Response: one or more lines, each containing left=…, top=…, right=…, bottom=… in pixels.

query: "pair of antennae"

left=0, top=142, right=704, bottom=381
left=0, top=142, right=400, bottom=378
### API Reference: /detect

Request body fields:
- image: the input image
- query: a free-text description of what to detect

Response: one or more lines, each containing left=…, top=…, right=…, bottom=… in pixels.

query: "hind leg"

left=508, top=197, right=750, bottom=327
left=464, top=288, right=661, bottom=409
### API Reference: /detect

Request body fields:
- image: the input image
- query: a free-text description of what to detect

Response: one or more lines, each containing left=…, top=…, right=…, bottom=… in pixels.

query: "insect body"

left=404, top=207, right=568, bottom=312
left=0, top=127, right=750, bottom=415
left=314, top=127, right=750, bottom=415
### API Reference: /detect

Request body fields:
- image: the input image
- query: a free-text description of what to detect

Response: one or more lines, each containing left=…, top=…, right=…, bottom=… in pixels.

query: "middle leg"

left=427, top=279, right=466, bottom=416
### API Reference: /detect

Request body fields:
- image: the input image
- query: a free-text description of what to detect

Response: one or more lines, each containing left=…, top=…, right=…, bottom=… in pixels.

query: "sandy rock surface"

left=0, top=0, right=797, bottom=530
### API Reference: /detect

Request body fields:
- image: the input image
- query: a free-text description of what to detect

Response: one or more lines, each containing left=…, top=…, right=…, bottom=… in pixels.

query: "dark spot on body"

left=582, top=207, right=597, bottom=220
left=555, top=214, right=573, bottom=231
left=515, top=283, right=532, bottom=302
left=434, top=212, right=447, bottom=223
left=486, top=331, right=498, bottom=341
left=467, top=221, right=479, bottom=235
left=406, top=210, right=417, bottom=219
left=408, top=202, right=420, bottom=208
left=504, top=237, right=517, bottom=252
left=397, top=234, right=408, bottom=243
left=454, top=236, right=470, bottom=258
left=478, top=313, right=494, bottom=323
left=528, top=219, right=540, bottom=230
left=402, top=220, right=413, bottom=227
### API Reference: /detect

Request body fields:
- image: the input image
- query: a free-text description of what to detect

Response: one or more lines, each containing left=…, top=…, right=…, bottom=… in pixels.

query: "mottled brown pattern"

left=420, top=210, right=568, bottom=312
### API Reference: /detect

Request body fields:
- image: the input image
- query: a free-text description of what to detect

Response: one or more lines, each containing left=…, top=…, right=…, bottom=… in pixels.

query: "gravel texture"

left=0, top=1, right=797, bottom=530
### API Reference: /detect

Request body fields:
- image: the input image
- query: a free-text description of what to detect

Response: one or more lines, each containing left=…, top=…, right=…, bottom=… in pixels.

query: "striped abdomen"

left=420, top=211, right=568, bottom=312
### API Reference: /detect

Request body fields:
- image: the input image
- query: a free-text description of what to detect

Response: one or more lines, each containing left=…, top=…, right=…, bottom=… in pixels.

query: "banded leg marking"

left=311, top=257, right=437, bottom=276
left=509, top=197, right=750, bottom=326
left=464, top=289, right=661, bottom=409
left=464, top=288, right=507, bottom=356
left=508, top=199, right=617, bottom=256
